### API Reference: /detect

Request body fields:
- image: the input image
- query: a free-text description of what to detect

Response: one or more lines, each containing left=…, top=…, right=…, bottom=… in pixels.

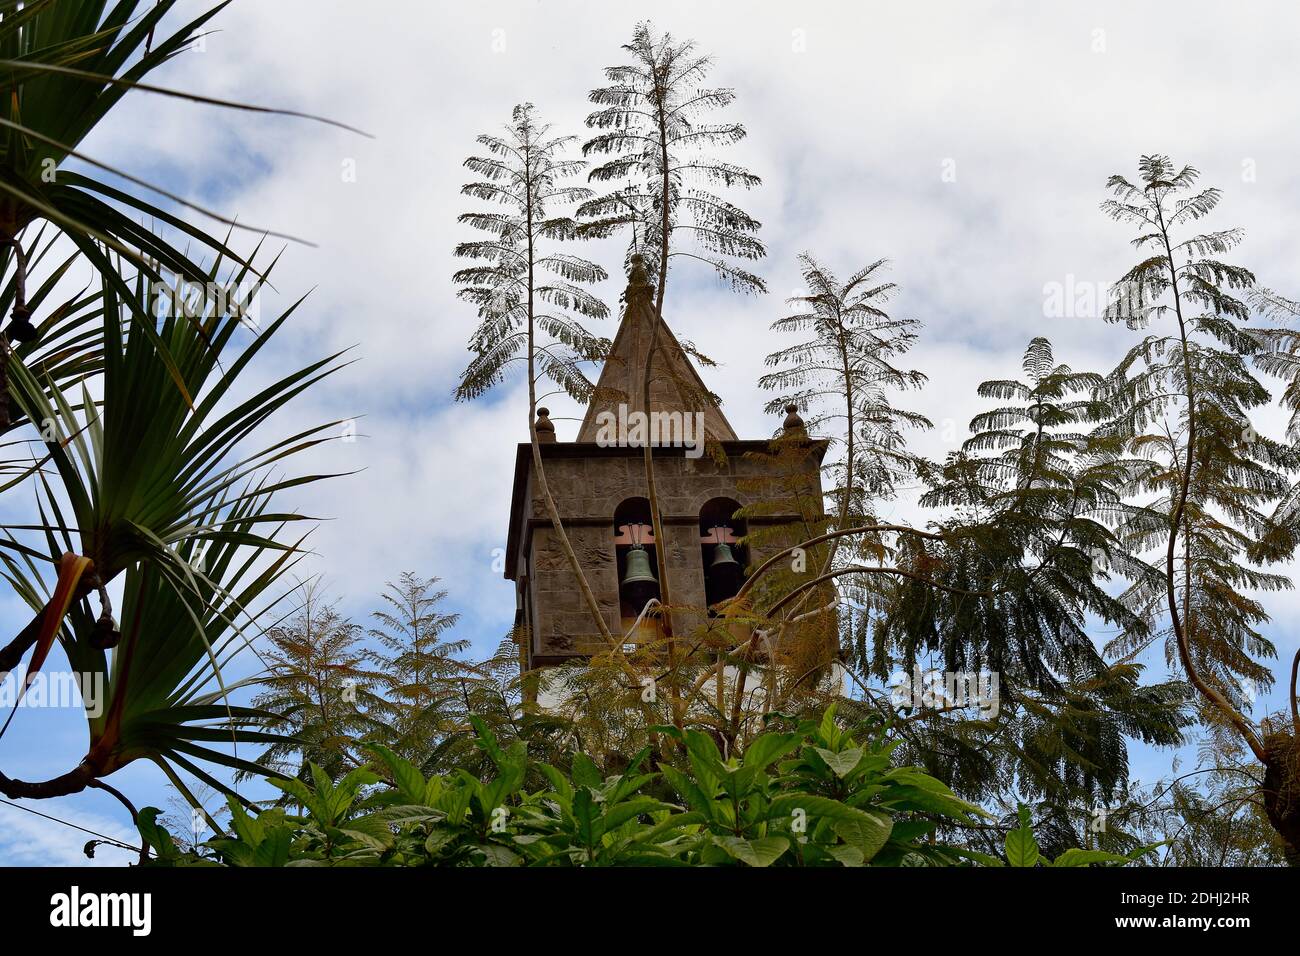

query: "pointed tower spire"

left=577, top=255, right=737, bottom=442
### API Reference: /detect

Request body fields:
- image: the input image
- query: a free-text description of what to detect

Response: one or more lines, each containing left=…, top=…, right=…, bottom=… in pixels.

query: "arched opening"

left=614, top=497, right=660, bottom=646
left=699, top=497, right=747, bottom=609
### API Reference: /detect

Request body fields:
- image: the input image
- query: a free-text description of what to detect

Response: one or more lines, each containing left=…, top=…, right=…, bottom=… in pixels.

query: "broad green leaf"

left=225, top=798, right=265, bottom=846
left=602, top=798, right=673, bottom=832
left=1051, top=848, right=1132, bottom=867
left=570, top=751, right=604, bottom=790
left=1005, top=825, right=1040, bottom=868
left=366, top=743, right=426, bottom=803
left=424, top=829, right=456, bottom=856
left=716, top=835, right=790, bottom=867
left=816, top=704, right=841, bottom=747
left=478, top=844, right=522, bottom=867
left=250, top=828, right=290, bottom=867
left=741, top=732, right=802, bottom=769
left=813, top=746, right=864, bottom=778
left=826, top=844, right=866, bottom=867
left=136, top=807, right=178, bottom=861
left=831, top=810, right=893, bottom=861
left=683, top=729, right=725, bottom=784
left=572, top=789, right=598, bottom=846
left=660, top=765, right=714, bottom=819
left=341, top=816, right=397, bottom=852
left=768, top=794, right=881, bottom=828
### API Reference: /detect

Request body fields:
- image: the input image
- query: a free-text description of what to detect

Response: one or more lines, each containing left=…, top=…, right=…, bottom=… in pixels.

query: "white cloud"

left=3, top=1, right=1298, bottom=843
left=0, top=801, right=141, bottom=867
left=69, top=0, right=1300, bottom=655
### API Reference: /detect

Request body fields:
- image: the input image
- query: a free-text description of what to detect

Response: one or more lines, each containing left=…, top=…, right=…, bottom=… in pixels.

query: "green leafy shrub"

left=137, top=708, right=1143, bottom=867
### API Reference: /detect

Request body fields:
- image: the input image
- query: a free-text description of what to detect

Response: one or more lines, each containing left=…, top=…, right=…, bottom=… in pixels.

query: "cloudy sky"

left=3, top=0, right=1298, bottom=862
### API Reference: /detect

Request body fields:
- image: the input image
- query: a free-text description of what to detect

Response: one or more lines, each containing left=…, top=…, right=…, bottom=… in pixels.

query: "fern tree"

left=454, top=102, right=618, bottom=652
left=1096, top=155, right=1300, bottom=860
left=1125, top=725, right=1291, bottom=866
left=367, top=572, right=475, bottom=772
left=426, top=630, right=575, bottom=780
left=721, top=254, right=928, bottom=737
left=1247, top=288, right=1300, bottom=561
left=579, top=22, right=765, bottom=637
left=760, top=253, right=929, bottom=591
left=249, top=583, right=384, bottom=782
left=856, top=338, right=1186, bottom=809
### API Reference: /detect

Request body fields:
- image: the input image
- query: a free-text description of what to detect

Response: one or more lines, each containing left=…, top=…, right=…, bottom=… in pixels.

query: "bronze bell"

left=708, top=541, right=743, bottom=594
left=621, top=545, right=659, bottom=610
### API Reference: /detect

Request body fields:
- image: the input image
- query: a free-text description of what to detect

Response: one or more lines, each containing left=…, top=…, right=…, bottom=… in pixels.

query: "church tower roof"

left=576, top=254, right=738, bottom=442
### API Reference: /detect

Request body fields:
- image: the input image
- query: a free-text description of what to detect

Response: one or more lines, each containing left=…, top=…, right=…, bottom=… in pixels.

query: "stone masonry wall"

left=524, top=446, right=822, bottom=661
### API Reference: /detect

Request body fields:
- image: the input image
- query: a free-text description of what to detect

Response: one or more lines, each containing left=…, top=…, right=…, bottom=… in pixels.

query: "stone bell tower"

left=504, top=256, right=828, bottom=669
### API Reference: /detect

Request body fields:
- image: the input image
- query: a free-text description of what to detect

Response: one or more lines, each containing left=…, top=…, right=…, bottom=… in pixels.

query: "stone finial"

left=625, top=253, right=653, bottom=300
left=535, top=407, right=556, bottom=443
left=782, top=403, right=807, bottom=439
